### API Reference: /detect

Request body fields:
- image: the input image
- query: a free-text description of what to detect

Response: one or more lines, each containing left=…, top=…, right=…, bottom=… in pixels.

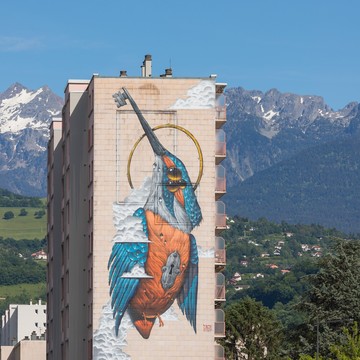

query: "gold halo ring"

left=127, top=124, right=203, bottom=190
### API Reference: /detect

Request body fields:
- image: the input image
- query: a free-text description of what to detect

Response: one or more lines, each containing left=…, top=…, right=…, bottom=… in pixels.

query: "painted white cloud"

left=197, top=245, right=214, bottom=258
left=121, top=264, right=153, bottom=278
left=170, top=80, right=215, bottom=109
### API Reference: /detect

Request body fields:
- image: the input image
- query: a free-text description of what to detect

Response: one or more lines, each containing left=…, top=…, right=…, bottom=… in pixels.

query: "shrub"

left=3, top=211, right=14, bottom=220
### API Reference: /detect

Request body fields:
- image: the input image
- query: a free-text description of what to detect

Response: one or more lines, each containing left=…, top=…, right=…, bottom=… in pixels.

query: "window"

left=88, top=232, right=93, bottom=256
left=88, top=267, right=93, bottom=291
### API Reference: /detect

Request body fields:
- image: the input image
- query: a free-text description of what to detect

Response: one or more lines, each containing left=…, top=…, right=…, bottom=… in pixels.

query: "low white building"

left=1, top=300, right=46, bottom=346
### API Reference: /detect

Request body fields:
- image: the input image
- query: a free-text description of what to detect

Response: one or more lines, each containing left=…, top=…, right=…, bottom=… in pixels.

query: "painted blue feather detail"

left=108, top=208, right=149, bottom=336
left=189, top=234, right=199, bottom=265
left=133, top=208, right=148, bottom=236
left=177, top=234, right=198, bottom=332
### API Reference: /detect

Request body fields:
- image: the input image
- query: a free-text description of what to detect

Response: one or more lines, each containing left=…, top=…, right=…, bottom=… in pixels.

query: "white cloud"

left=0, top=36, right=42, bottom=52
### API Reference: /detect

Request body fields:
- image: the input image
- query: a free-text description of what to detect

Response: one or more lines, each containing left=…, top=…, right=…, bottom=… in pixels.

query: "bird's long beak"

left=114, top=87, right=166, bottom=156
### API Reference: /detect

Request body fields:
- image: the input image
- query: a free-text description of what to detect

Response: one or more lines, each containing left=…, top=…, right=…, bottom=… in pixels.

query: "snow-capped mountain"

left=0, top=83, right=63, bottom=196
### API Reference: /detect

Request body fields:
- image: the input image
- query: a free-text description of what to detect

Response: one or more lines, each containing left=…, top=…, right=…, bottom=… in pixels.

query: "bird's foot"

left=157, top=314, right=164, bottom=327
left=142, top=312, right=148, bottom=324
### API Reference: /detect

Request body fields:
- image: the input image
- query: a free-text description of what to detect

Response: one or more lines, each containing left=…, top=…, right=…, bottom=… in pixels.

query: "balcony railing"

left=215, top=285, right=226, bottom=300
left=215, top=105, right=226, bottom=129
left=215, top=165, right=226, bottom=200
left=215, top=344, right=225, bottom=360
left=215, top=214, right=226, bottom=228
left=216, top=105, right=227, bottom=121
left=214, top=321, right=225, bottom=338
left=215, top=309, right=225, bottom=334
left=215, top=273, right=226, bottom=302
left=215, top=141, right=226, bottom=156
left=215, top=236, right=226, bottom=264
left=215, top=248, right=226, bottom=265
left=215, top=129, right=226, bottom=157
left=216, top=202, right=227, bottom=235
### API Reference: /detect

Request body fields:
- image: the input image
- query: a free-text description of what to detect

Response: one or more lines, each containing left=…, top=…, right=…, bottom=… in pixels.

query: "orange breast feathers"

left=129, top=211, right=191, bottom=315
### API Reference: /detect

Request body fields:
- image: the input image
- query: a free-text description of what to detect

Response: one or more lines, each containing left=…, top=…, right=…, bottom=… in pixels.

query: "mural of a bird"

left=109, top=88, right=202, bottom=339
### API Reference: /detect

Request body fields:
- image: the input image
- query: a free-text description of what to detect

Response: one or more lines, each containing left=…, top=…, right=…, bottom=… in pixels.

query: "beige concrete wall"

left=8, top=340, right=45, bottom=360
left=1, top=341, right=45, bottom=360
left=0, top=346, right=13, bottom=360
left=91, top=77, right=217, bottom=359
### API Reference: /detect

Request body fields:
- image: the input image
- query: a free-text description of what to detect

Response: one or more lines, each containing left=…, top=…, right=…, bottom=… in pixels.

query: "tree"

left=219, top=297, right=283, bottom=359
left=297, top=240, right=360, bottom=357
left=19, top=208, right=28, bottom=216
left=330, top=322, right=360, bottom=359
left=299, top=322, right=360, bottom=360
left=34, top=209, right=45, bottom=219
left=3, top=211, right=14, bottom=220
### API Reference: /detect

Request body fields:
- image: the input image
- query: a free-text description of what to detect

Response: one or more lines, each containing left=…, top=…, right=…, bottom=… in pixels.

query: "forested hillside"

left=0, top=188, right=43, bottom=207
left=220, top=217, right=360, bottom=359
left=225, top=135, right=360, bottom=233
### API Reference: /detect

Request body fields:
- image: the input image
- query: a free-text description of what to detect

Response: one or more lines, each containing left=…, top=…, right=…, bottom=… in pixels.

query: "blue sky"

left=1, top=0, right=359, bottom=109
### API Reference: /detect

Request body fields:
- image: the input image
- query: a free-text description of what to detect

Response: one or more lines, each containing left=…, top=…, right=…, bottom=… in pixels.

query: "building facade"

left=47, top=55, right=227, bottom=359
left=1, top=301, right=46, bottom=346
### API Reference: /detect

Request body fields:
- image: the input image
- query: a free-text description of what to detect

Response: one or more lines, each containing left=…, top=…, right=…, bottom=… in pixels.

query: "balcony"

left=215, top=201, right=227, bottom=235
left=214, top=309, right=225, bottom=338
left=215, top=344, right=225, bottom=360
left=215, top=165, right=226, bottom=200
left=215, top=129, right=226, bottom=165
left=215, top=106, right=226, bottom=129
left=215, top=237, right=226, bottom=270
left=215, top=273, right=226, bottom=303
left=215, top=89, right=227, bottom=129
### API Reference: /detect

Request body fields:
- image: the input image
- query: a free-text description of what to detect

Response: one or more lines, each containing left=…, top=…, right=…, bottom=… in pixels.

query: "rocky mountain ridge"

left=223, top=87, right=360, bottom=233
left=224, top=87, right=360, bottom=187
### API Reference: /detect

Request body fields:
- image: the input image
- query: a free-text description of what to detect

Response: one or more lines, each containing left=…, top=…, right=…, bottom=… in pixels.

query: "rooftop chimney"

left=160, top=68, right=173, bottom=78
left=141, top=54, right=152, bottom=77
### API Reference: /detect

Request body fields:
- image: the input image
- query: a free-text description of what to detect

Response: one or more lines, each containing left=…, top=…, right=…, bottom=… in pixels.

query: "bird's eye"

left=167, top=166, right=182, bottom=181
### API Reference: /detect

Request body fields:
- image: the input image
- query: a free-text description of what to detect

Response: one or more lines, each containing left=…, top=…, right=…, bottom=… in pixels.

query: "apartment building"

left=47, top=55, right=227, bottom=359
left=0, top=301, right=46, bottom=360
left=1, top=301, right=46, bottom=346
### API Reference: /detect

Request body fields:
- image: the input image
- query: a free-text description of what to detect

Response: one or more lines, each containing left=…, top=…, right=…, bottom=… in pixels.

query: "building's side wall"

left=8, top=307, right=17, bottom=346
left=47, top=121, right=63, bottom=360
left=1, top=306, right=17, bottom=346
left=65, top=90, right=90, bottom=359
left=91, top=77, right=217, bottom=359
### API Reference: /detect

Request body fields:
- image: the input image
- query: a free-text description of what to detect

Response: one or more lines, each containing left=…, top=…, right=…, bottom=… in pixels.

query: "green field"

left=0, top=207, right=46, bottom=240
left=0, top=283, right=46, bottom=301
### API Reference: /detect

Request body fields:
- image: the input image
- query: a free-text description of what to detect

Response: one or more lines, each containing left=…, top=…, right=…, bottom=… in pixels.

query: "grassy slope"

left=0, top=283, right=46, bottom=300
left=0, top=207, right=46, bottom=240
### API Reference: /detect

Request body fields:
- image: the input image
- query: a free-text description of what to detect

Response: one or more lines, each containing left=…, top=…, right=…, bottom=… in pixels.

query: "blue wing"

left=177, top=234, right=198, bottom=332
left=108, top=208, right=148, bottom=335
